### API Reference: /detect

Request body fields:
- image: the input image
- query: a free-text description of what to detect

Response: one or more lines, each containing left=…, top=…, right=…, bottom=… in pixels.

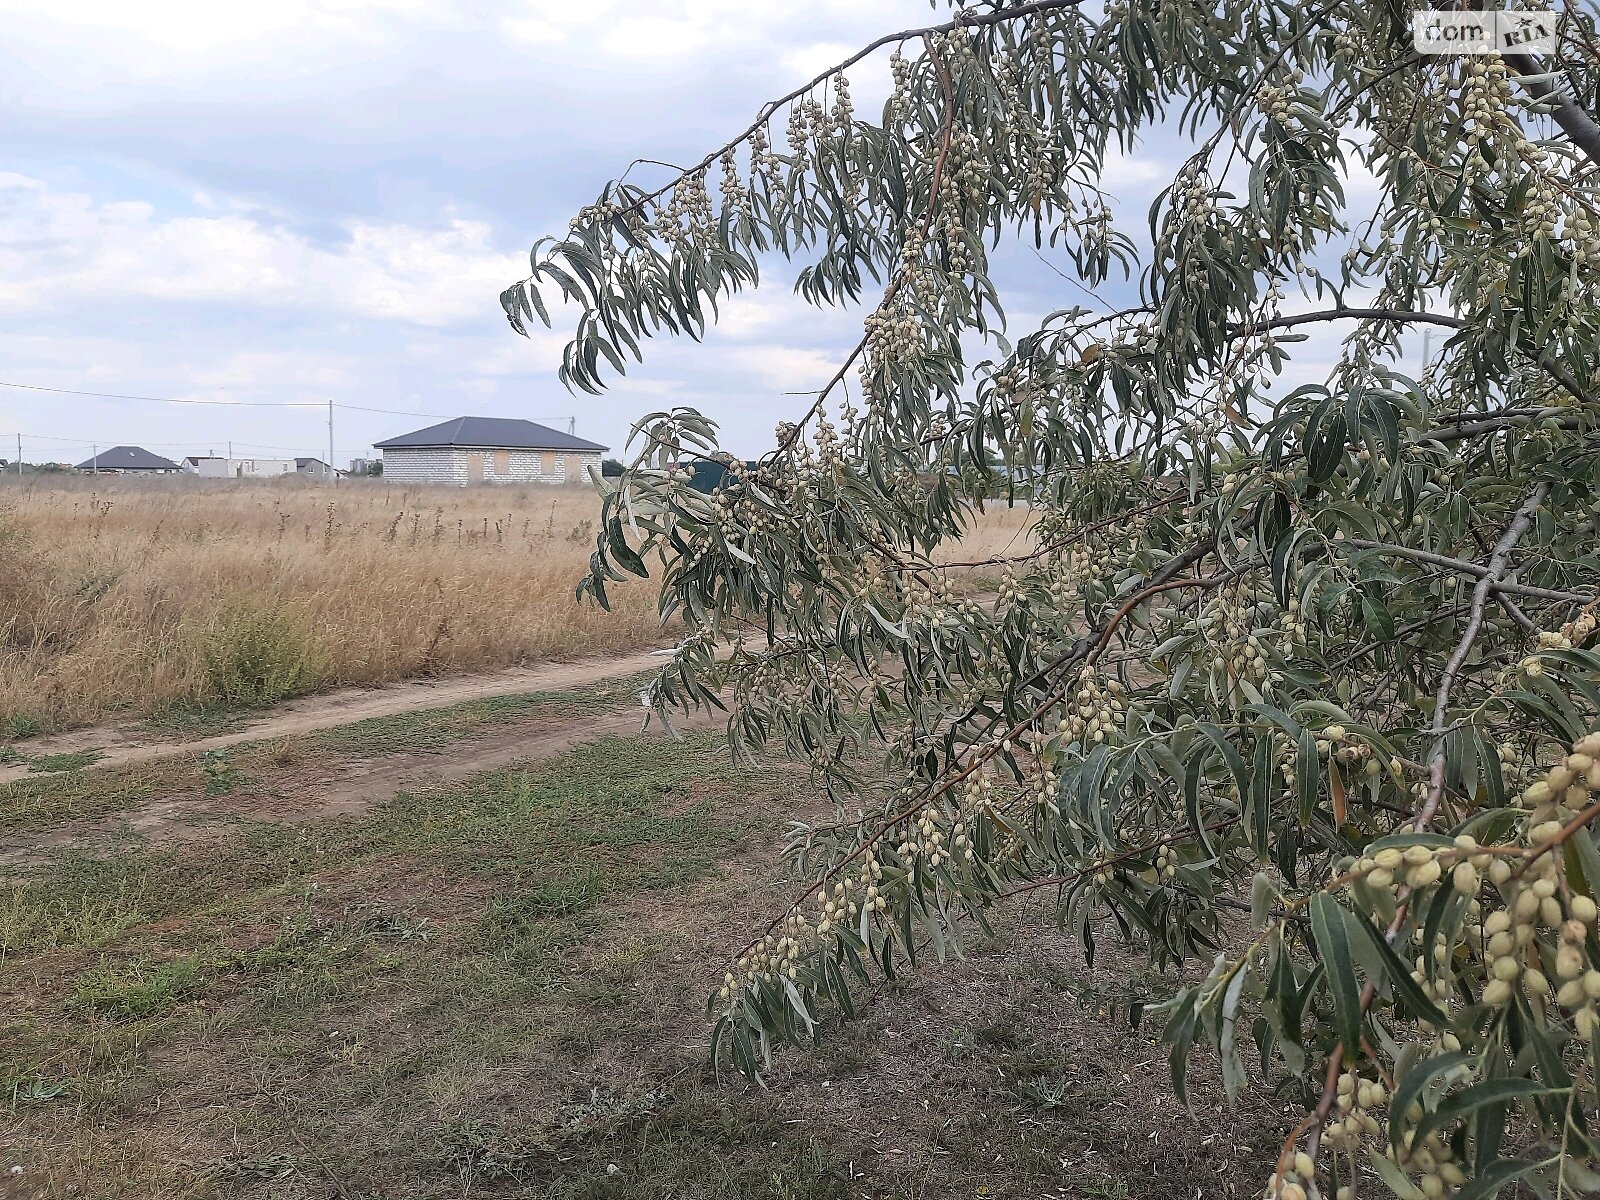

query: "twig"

left=1416, top=484, right=1551, bottom=829
left=1343, top=538, right=1592, bottom=604
left=530, top=0, right=1090, bottom=233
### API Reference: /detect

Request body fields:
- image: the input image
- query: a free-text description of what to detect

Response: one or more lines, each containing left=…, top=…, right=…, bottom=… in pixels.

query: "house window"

left=492, top=449, right=510, bottom=475
left=540, top=452, right=554, bottom=475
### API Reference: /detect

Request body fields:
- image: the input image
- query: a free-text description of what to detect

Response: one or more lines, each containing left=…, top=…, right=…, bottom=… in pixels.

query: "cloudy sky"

left=5, top=2, right=1404, bottom=471
left=0, top=0, right=980, bottom=466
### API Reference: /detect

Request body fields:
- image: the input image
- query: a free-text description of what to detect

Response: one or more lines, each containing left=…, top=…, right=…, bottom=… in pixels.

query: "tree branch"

left=1343, top=538, right=1594, bottom=604
left=1415, top=483, right=1551, bottom=829
left=1234, top=308, right=1464, bottom=334
left=1504, top=50, right=1600, bottom=168
left=598, top=0, right=1089, bottom=221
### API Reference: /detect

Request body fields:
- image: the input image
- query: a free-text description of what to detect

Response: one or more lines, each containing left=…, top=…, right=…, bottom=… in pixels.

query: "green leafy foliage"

left=510, top=3, right=1600, bottom=1196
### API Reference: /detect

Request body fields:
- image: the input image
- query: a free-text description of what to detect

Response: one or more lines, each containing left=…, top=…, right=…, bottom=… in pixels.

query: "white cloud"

left=0, top=174, right=518, bottom=326
left=723, top=344, right=842, bottom=391
left=781, top=40, right=858, bottom=81
left=1099, top=149, right=1167, bottom=191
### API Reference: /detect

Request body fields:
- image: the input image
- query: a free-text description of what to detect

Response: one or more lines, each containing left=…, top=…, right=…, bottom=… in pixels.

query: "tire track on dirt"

left=0, top=649, right=679, bottom=787
left=2, top=702, right=724, bottom=865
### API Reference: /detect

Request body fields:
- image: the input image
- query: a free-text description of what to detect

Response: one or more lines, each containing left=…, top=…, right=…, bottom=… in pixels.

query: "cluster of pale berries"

left=1277, top=594, right=1309, bottom=648
left=1476, top=736, right=1600, bottom=1025
left=996, top=566, right=1027, bottom=607
left=1153, top=843, right=1179, bottom=880
left=887, top=48, right=915, bottom=123
left=657, top=171, right=715, bottom=250
left=1567, top=206, right=1600, bottom=267
left=1054, top=539, right=1115, bottom=596
left=1529, top=608, right=1599, bottom=661
left=936, top=132, right=987, bottom=276
left=1320, top=1069, right=1387, bottom=1154
left=960, top=769, right=997, bottom=815
left=1326, top=26, right=1360, bottom=61
left=1205, top=579, right=1273, bottom=686
left=719, top=911, right=810, bottom=1001
left=896, top=808, right=967, bottom=870
left=892, top=228, right=942, bottom=308
left=1255, top=80, right=1297, bottom=122
left=902, top=573, right=958, bottom=624
left=1459, top=56, right=1513, bottom=158
left=1059, top=666, right=1125, bottom=746
left=568, top=197, right=619, bottom=235
left=1014, top=734, right=1063, bottom=811
left=1388, top=1127, right=1467, bottom=1200
left=864, top=303, right=925, bottom=368
left=816, top=857, right=887, bottom=934
left=785, top=99, right=812, bottom=171
left=718, top=150, right=749, bottom=220
left=1318, top=724, right=1382, bottom=779
left=708, top=486, right=756, bottom=547
left=747, top=124, right=783, bottom=193
left=780, top=82, right=853, bottom=180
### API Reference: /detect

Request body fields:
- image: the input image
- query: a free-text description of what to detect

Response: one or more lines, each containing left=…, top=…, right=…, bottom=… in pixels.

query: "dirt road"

left=0, top=648, right=677, bottom=787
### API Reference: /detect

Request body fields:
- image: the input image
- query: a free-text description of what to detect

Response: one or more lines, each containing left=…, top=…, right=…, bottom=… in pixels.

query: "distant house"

left=182, top=456, right=228, bottom=478
left=77, top=446, right=181, bottom=474
left=373, top=417, right=607, bottom=486
left=295, top=457, right=334, bottom=480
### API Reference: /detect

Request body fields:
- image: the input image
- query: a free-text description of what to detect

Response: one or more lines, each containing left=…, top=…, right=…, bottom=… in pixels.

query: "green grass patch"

left=198, top=601, right=326, bottom=709
left=27, top=751, right=105, bottom=774
left=73, top=952, right=211, bottom=1020
left=1, top=878, right=148, bottom=956
left=140, top=705, right=246, bottom=740
left=0, top=765, right=168, bottom=834
left=308, top=673, right=652, bottom=757
left=4, top=714, right=47, bottom=742
left=4, top=730, right=828, bottom=1196
left=4, top=731, right=763, bottom=962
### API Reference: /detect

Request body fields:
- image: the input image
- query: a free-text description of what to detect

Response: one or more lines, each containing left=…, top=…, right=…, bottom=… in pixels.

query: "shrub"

left=198, top=601, right=325, bottom=709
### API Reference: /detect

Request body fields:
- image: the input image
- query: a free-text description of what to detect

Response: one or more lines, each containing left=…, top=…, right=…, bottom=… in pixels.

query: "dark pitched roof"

left=76, top=446, right=180, bottom=471
left=295, top=458, right=326, bottom=468
left=374, top=416, right=606, bottom=452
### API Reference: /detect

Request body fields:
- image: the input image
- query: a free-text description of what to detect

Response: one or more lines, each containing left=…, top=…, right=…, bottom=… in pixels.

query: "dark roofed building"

left=76, top=446, right=181, bottom=474
left=373, top=417, right=607, bottom=486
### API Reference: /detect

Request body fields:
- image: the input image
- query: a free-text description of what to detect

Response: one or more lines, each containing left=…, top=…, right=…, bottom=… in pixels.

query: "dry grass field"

left=0, top=477, right=660, bottom=737
left=0, top=477, right=1036, bottom=740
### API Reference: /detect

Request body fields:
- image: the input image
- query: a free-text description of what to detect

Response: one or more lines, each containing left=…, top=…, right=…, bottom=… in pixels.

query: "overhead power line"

left=0, top=379, right=577, bottom=426
left=0, top=381, right=310, bottom=407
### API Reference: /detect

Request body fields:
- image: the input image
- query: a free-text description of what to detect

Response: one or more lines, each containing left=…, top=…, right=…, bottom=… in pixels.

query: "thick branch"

left=1504, top=51, right=1600, bottom=168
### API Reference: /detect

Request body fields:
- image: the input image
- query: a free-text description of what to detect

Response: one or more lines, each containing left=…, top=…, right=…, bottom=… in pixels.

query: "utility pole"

left=92, top=443, right=98, bottom=476
left=15, top=434, right=20, bottom=476
left=327, top=397, right=336, bottom=485
left=569, top=415, right=576, bottom=436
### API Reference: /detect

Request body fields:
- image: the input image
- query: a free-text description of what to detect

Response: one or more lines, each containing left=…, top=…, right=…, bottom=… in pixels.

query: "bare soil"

left=0, top=649, right=677, bottom=787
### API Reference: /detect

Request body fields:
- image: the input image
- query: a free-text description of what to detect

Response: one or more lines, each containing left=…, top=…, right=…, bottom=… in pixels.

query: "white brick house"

left=373, top=417, right=607, bottom=486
